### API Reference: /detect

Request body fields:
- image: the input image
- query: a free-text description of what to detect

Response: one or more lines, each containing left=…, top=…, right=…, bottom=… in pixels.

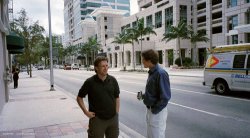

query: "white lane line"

left=172, top=88, right=250, bottom=102
left=121, top=89, right=250, bottom=123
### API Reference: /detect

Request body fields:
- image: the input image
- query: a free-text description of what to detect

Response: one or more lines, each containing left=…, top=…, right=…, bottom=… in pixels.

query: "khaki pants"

left=88, top=114, right=119, bottom=138
left=146, top=107, right=168, bottom=138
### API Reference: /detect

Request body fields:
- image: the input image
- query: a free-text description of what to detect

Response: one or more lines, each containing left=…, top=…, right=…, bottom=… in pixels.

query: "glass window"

left=228, top=0, right=237, bottom=7
left=233, top=55, right=246, bottom=68
left=146, top=15, right=153, bottom=27
left=232, top=35, right=238, bottom=44
left=117, top=6, right=129, bottom=11
left=247, top=55, right=250, bottom=68
left=180, top=5, right=187, bottom=23
left=246, top=11, right=250, bottom=24
left=228, top=15, right=238, bottom=30
left=247, top=0, right=250, bottom=3
left=155, top=11, right=162, bottom=28
left=132, top=21, right=137, bottom=28
left=165, top=6, right=173, bottom=33
left=103, top=0, right=115, bottom=2
left=117, top=0, right=129, bottom=4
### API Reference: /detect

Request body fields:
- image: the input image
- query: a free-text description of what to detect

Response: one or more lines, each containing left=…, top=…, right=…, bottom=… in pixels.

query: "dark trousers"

left=14, top=79, right=18, bottom=88
left=88, top=114, right=119, bottom=138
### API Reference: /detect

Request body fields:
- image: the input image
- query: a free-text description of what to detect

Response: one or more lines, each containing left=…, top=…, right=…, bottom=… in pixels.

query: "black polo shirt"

left=78, top=74, right=120, bottom=120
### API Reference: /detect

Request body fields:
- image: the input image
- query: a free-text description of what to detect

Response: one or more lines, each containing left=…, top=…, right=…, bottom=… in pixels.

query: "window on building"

left=228, top=15, right=238, bottom=30
left=246, top=33, right=250, bottom=43
left=247, top=0, right=250, bottom=3
left=212, top=0, right=222, bottom=5
left=246, top=11, right=250, bottom=24
left=117, top=6, right=130, bottom=11
left=105, top=34, right=108, bottom=39
left=86, top=2, right=101, bottom=8
left=228, top=0, right=237, bottom=8
left=165, top=6, right=173, bottom=33
left=212, top=26, right=222, bottom=34
left=155, top=11, right=162, bottom=28
left=180, top=5, right=187, bottom=23
left=104, top=17, right=107, bottom=21
left=105, top=26, right=107, bottom=29
left=147, top=37, right=150, bottom=41
left=132, top=21, right=137, bottom=28
left=146, top=15, right=153, bottom=27
left=104, top=0, right=115, bottom=2
left=232, top=35, right=238, bottom=44
left=233, top=55, right=246, bottom=68
left=117, top=0, right=130, bottom=4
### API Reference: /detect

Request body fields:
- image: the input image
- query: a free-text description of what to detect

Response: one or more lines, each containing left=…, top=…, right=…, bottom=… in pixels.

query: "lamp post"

left=48, top=0, right=54, bottom=91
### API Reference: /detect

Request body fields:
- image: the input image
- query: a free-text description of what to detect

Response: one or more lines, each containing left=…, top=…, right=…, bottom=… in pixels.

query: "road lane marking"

left=121, top=89, right=250, bottom=124
left=172, top=88, right=250, bottom=102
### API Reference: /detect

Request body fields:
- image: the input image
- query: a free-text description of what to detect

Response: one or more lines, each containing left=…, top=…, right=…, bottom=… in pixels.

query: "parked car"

left=71, top=63, right=79, bottom=70
left=37, top=66, right=44, bottom=70
left=64, top=65, right=71, bottom=70
left=87, top=65, right=95, bottom=71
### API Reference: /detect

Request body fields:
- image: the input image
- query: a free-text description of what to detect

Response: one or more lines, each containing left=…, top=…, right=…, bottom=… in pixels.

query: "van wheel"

left=215, top=81, right=229, bottom=95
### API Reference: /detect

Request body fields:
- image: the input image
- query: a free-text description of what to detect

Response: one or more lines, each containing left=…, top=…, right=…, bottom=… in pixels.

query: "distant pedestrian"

left=12, top=68, right=19, bottom=89
left=77, top=56, right=120, bottom=138
left=137, top=49, right=171, bottom=138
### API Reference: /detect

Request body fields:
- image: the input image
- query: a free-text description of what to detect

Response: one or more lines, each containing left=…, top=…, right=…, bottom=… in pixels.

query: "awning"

left=97, top=52, right=107, bottom=57
left=6, top=31, right=24, bottom=54
left=77, top=55, right=85, bottom=60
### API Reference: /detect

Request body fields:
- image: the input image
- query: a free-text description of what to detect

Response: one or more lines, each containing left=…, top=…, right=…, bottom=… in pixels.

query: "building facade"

left=90, top=0, right=250, bottom=69
left=63, top=0, right=130, bottom=47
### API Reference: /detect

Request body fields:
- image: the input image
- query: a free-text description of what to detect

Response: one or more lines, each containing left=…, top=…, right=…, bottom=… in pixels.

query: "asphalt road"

left=35, top=69, right=250, bottom=138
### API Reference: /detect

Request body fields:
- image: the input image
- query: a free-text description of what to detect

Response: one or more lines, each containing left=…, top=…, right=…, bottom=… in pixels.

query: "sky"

left=13, top=0, right=139, bottom=35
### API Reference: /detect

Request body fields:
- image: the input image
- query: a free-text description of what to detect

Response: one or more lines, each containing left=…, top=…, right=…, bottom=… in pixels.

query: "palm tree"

left=79, top=37, right=100, bottom=65
left=162, top=20, right=188, bottom=67
left=126, top=28, right=139, bottom=71
left=129, top=18, right=157, bottom=70
left=187, top=27, right=209, bottom=65
left=112, top=29, right=132, bottom=70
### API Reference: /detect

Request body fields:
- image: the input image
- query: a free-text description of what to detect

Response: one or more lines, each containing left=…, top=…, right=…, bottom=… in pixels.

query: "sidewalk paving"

left=0, top=73, right=143, bottom=138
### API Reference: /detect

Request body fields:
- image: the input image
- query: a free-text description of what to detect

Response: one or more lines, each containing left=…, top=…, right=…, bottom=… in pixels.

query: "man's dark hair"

left=142, top=49, right=159, bottom=65
left=94, top=56, right=108, bottom=67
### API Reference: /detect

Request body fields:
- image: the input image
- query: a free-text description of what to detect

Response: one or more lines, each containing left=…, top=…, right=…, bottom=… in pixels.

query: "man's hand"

left=84, top=111, right=95, bottom=118
left=137, top=91, right=144, bottom=100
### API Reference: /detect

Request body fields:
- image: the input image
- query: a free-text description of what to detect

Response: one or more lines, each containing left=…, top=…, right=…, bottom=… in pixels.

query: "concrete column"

left=162, top=50, right=166, bottom=67
left=112, top=53, right=115, bottom=68
left=117, top=52, right=121, bottom=68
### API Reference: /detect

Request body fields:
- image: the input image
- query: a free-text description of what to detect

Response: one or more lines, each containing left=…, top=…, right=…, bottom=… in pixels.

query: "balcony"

left=212, top=18, right=222, bottom=25
left=212, top=4, right=222, bottom=11
left=197, top=9, right=206, bottom=16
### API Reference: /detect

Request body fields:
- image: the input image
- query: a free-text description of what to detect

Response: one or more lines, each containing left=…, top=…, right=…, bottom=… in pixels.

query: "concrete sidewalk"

left=0, top=73, right=144, bottom=138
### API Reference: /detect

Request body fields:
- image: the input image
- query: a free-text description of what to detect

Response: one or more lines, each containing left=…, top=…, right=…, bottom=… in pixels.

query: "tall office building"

left=96, top=0, right=250, bottom=68
left=63, top=0, right=130, bottom=47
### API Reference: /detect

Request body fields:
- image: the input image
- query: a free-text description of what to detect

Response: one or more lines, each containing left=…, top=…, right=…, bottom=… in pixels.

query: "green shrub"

left=175, top=57, right=193, bottom=67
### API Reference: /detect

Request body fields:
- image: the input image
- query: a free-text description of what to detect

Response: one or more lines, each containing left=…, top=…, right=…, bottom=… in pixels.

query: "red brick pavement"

left=0, top=120, right=88, bottom=138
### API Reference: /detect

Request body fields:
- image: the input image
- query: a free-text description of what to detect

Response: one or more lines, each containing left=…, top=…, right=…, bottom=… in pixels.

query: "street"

left=35, top=69, right=250, bottom=138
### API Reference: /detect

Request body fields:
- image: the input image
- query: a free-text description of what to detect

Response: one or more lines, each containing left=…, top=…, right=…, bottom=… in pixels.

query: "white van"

left=203, top=44, right=250, bottom=95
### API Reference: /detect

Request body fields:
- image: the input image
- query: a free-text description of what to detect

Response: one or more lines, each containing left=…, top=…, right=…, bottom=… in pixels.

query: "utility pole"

left=48, top=0, right=55, bottom=91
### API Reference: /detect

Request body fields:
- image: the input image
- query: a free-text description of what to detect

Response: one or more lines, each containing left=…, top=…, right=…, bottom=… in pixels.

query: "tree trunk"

left=178, top=38, right=183, bottom=67
left=132, top=42, right=135, bottom=71
left=140, top=35, right=143, bottom=70
left=29, top=64, right=32, bottom=78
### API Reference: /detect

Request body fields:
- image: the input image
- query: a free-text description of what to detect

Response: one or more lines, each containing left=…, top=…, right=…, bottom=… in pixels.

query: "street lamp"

left=48, top=0, right=55, bottom=91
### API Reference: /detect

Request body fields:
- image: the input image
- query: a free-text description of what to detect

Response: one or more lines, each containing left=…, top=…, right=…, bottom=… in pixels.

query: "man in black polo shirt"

left=77, top=56, right=120, bottom=138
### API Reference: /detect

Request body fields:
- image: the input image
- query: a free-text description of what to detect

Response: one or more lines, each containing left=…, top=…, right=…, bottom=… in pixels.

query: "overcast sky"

left=13, top=0, right=138, bottom=35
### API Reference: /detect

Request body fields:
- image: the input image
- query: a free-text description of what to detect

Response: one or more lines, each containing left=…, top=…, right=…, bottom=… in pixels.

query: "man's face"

left=95, top=60, right=109, bottom=76
left=142, top=58, right=150, bottom=68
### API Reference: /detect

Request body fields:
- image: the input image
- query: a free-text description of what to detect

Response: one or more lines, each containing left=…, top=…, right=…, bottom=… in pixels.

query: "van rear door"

left=232, top=55, right=247, bottom=90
